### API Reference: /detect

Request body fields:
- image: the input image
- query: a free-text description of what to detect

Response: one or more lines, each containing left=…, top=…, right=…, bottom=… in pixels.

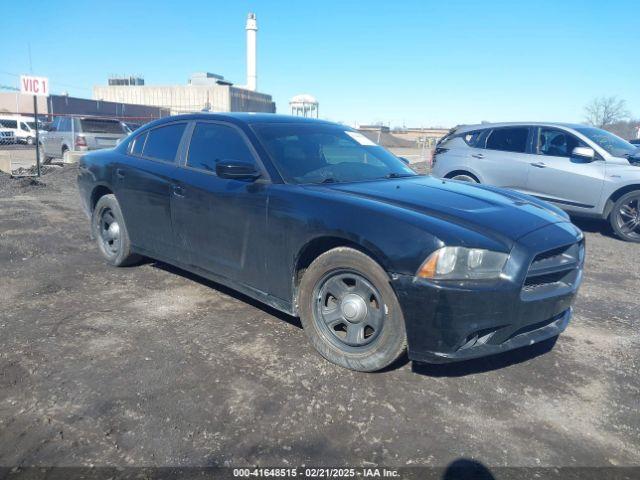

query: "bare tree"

left=584, top=96, right=629, bottom=128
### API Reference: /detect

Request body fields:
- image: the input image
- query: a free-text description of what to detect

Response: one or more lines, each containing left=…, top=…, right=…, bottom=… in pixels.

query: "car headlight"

left=417, top=247, right=509, bottom=280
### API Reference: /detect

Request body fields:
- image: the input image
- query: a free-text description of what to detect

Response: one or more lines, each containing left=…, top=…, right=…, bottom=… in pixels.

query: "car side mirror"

left=398, top=156, right=410, bottom=165
left=216, top=160, right=261, bottom=180
left=572, top=146, right=595, bottom=161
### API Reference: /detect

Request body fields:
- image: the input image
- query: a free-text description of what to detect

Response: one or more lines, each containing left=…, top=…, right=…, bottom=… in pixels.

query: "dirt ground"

left=0, top=165, right=638, bottom=472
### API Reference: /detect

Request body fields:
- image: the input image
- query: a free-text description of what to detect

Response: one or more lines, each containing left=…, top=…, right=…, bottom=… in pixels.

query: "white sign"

left=20, top=75, right=49, bottom=97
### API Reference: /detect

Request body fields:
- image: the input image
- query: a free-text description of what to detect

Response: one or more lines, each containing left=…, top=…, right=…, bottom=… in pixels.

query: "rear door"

left=171, top=121, right=269, bottom=290
left=114, top=122, right=187, bottom=258
left=524, top=127, right=605, bottom=211
left=478, top=126, right=533, bottom=190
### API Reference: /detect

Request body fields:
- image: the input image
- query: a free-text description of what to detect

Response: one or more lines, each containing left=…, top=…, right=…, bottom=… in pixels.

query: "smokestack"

left=246, top=12, right=257, bottom=91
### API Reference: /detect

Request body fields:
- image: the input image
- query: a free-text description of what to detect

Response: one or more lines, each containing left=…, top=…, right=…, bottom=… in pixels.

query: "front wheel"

left=26, top=136, right=34, bottom=145
left=92, top=194, right=141, bottom=266
left=298, top=247, right=407, bottom=372
left=610, top=191, right=640, bottom=243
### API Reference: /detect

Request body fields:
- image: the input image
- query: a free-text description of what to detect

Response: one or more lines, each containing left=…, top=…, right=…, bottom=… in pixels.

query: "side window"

left=142, top=123, right=186, bottom=162
left=59, top=118, right=71, bottom=132
left=187, top=122, right=256, bottom=172
left=1, top=120, right=18, bottom=129
left=49, top=117, right=60, bottom=131
left=20, top=122, right=29, bottom=131
left=130, top=131, right=148, bottom=156
left=538, top=128, right=583, bottom=158
left=485, top=128, right=529, bottom=153
left=462, top=130, right=484, bottom=147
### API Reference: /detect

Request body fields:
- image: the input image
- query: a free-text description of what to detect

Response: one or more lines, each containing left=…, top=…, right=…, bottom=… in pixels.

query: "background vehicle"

left=78, top=113, right=583, bottom=372
left=0, top=128, right=15, bottom=145
left=432, top=122, right=640, bottom=242
left=0, top=116, right=40, bottom=145
left=40, top=116, right=129, bottom=163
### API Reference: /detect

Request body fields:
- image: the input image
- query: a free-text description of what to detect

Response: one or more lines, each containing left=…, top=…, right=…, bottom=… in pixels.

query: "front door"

left=525, top=127, right=605, bottom=211
left=171, top=121, right=269, bottom=290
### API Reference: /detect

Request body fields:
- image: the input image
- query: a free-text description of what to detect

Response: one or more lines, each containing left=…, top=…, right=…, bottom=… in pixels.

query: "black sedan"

left=78, top=113, right=584, bottom=372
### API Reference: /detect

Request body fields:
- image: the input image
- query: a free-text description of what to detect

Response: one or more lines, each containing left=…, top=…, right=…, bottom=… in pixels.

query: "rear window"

left=80, top=119, right=126, bottom=134
left=141, top=123, right=186, bottom=162
left=486, top=128, right=529, bottom=153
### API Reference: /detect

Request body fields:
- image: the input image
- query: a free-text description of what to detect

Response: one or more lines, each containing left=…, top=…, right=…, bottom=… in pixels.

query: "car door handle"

left=471, top=153, right=484, bottom=159
left=172, top=185, right=185, bottom=197
left=530, top=162, right=546, bottom=168
left=115, top=168, right=125, bottom=178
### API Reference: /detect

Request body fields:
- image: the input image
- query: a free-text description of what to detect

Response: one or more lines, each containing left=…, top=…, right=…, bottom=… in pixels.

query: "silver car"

left=432, top=122, right=640, bottom=242
left=40, top=116, right=128, bottom=163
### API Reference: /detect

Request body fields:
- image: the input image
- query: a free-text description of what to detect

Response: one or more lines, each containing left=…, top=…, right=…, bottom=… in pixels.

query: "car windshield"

left=252, top=123, right=416, bottom=184
left=575, top=126, right=639, bottom=158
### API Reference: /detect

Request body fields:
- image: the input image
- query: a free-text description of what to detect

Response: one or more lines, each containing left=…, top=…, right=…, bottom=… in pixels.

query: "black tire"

left=26, top=136, right=34, bottom=145
left=609, top=191, right=640, bottom=243
left=298, top=247, right=407, bottom=372
left=92, top=194, right=141, bottom=266
left=445, top=171, right=479, bottom=183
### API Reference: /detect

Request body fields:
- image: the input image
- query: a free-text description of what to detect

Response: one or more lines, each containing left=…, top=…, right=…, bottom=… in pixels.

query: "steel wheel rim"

left=616, top=196, right=640, bottom=240
left=99, top=207, right=121, bottom=256
left=313, top=270, right=385, bottom=348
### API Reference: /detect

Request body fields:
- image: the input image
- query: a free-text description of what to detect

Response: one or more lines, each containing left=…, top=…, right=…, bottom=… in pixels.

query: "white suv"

left=431, top=122, right=640, bottom=242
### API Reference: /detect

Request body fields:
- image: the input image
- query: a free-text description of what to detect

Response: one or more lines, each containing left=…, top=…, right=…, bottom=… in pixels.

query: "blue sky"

left=2, top=0, right=639, bottom=127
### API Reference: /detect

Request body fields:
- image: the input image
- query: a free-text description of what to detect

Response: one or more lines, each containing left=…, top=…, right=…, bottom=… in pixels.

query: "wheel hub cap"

left=107, top=222, right=120, bottom=239
left=340, top=293, right=367, bottom=323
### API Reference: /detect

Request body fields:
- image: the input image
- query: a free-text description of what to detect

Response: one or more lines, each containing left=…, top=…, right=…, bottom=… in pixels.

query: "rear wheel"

left=610, top=191, right=640, bottom=243
left=298, top=247, right=407, bottom=372
left=92, top=194, right=141, bottom=266
left=446, top=171, right=479, bottom=183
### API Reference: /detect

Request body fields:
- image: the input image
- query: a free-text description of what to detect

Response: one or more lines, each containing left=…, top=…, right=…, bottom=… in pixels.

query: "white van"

left=0, top=116, right=40, bottom=145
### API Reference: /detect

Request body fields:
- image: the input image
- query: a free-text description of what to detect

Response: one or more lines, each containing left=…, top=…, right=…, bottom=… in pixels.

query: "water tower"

left=289, top=94, right=319, bottom=118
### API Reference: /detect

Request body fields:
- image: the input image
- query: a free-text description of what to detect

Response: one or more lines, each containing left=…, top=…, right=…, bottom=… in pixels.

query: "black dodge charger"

left=78, top=113, right=584, bottom=372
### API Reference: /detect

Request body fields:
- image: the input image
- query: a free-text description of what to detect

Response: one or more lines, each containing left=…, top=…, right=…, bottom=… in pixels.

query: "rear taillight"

left=75, top=135, right=87, bottom=148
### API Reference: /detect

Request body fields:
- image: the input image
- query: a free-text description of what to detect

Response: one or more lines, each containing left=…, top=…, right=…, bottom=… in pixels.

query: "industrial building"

left=0, top=92, right=169, bottom=121
left=93, top=13, right=275, bottom=115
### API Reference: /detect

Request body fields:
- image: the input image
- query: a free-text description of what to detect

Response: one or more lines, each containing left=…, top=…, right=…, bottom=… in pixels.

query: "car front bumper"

left=392, top=223, right=584, bottom=364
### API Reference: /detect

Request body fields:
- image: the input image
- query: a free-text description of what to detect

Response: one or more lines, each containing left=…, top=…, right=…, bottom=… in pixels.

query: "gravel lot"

left=0, top=165, right=638, bottom=472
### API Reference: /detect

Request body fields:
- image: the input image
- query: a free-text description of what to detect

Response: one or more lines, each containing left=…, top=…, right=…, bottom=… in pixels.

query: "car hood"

left=320, top=176, right=570, bottom=243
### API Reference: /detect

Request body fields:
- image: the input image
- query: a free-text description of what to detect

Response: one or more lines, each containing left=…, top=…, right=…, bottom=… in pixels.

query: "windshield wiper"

left=383, top=172, right=415, bottom=179
left=320, top=177, right=338, bottom=184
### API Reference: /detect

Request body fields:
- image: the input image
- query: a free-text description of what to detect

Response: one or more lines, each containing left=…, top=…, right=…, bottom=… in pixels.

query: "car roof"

left=144, top=112, right=339, bottom=128
left=452, top=122, right=589, bottom=133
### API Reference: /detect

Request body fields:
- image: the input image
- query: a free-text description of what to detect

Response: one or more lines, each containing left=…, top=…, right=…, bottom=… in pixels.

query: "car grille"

left=521, top=241, right=584, bottom=300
